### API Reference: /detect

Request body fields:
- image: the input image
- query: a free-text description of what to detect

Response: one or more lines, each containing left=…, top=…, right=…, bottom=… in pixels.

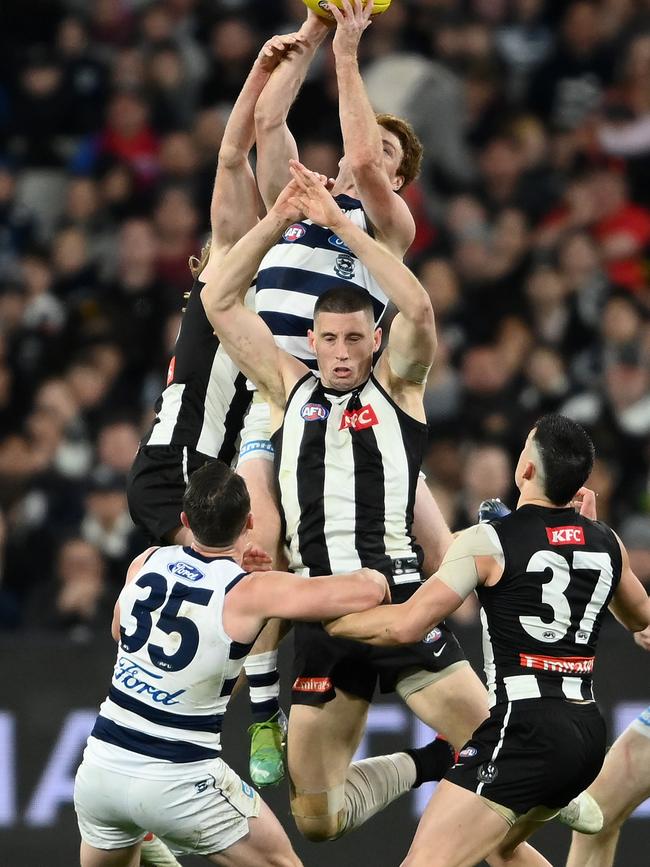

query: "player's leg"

left=400, top=780, right=516, bottom=867
left=80, top=841, right=141, bottom=867
left=412, top=475, right=453, bottom=577
left=203, top=799, right=301, bottom=867
left=565, top=721, right=650, bottom=867
left=485, top=811, right=557, bottom=867
left=402, top=661, right=490, bottom=750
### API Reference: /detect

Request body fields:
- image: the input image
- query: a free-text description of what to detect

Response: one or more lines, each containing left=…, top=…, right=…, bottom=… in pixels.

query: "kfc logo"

left=283, top=224, right=306, bottom=242
left=546, top=526, right=585, bottom=545
left=339, top=404, right=378, bottom=431
left=301, top=402, right=329, bottom=421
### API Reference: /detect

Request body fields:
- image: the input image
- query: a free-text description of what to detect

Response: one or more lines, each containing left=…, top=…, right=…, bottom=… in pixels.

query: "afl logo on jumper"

left=546, top=526, right=585, bottom=545
left=167, top=561, right=205, bottom=582
left=301, top=402, right=329, bottom=421
left=334, top=253, right=355, bottom=279
left=423, top=627, right=442, bottom=644
left=283, top=224, right=306, bottom=242
left=339, top=404, right=378, bottom=431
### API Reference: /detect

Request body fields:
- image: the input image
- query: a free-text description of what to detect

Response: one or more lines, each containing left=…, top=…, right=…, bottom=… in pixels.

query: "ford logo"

left=167, top=561, right=205, bottom=582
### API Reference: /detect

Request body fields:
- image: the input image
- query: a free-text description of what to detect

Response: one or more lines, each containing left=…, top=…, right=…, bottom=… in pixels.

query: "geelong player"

left=74, top=460, right=390, bottom=867
left=126, top=34, right=302, bottom=787
left=239, top=0, right=452, bottom=584
left=327, top=415, right=650, bottom=867
left=201, top=164, right=491, bottom=842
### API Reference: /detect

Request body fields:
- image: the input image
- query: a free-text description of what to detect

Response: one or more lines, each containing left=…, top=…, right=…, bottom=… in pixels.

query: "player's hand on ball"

left=256, top=33, right=305, bottom=73
left=329, top=0, right=373, bottom=56
left=288, top=159, right=342, bottom=229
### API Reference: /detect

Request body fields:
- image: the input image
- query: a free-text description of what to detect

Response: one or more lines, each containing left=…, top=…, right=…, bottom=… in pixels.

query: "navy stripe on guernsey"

left=91, top=717, right=221, bottom=762
left=143, top=278, right=253, bottom=460
left=107, top=686, right=224, bottom=732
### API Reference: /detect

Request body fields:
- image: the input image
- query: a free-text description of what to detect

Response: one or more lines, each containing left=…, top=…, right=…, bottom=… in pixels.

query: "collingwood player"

left=74, top=461, right=390, bottom=867
left=239, top=0, right=452, bottom=584
left=201, top=163, right=491, bottom=843
left=126, top=34, right=303, bottom=788
left=328, top=415, right=650, bottom=867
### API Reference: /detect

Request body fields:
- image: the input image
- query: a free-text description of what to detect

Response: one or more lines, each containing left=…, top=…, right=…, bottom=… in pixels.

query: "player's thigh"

left=204, top=800, right=301, bottom=867
left=287, top=689, right=370, bottom=790
left=80, top=841, right=140, bottom=867
left=401, top=780, right=510, bottom=867
left=404, top=662, right=490, bottom=750
left=588, top=723, right=650, bottom=825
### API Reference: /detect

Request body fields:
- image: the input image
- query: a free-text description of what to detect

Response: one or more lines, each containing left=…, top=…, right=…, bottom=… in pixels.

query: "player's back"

left=478, top=505, right=622, bottom=707
left=85, top=546, right=252, bottom=776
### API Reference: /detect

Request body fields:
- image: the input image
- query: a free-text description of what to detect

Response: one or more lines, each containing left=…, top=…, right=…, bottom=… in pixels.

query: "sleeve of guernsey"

left=435, top=523, right=505, bottom=598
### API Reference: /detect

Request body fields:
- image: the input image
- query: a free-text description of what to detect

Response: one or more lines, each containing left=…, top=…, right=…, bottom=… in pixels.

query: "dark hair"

left=532, top=414, right=595, bottom=506
left=376, top=113, right=423, bottom=188
left=182, top=461, right=250, bottom=547
left=313, top=286, right=375, bottom=320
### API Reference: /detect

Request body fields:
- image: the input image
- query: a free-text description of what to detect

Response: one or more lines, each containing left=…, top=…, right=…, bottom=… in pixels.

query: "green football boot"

left=248, top=709, right=288, bottom=787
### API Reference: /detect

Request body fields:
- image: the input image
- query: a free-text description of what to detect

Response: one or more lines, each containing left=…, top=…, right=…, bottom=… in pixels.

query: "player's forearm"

left=219, top=65, right=272, bottom=167
left=326, top=604, right=416, bottom=646
left=335, top=55, right=383, bottom=171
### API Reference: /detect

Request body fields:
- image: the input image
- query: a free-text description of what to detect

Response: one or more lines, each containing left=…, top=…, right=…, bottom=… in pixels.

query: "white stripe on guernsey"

left=255, top=288, right=321, bottom=321
left=147, top=383, right=186, bottom=446
left=366, top=381, right=414, bottom=564
left=562, top=677, right=585, bottom=700
left=323, top=397, right=362, bottom=575
left=476, top=702, right=512, bottom=796
left=480, top=608, right=497, bottom=708
left=182, top=447, right=189, bottom=484
left=504, top=675, right=542, bottom=702
left=100, top=696, right=224, bottom=748
left=278, top=379, right=314, bottom=573
left=196, top=344, right=239, bottom=456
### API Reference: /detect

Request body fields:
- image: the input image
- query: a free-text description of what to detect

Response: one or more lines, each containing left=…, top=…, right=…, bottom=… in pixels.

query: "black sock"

left=404, top=738, right=455, bottom=787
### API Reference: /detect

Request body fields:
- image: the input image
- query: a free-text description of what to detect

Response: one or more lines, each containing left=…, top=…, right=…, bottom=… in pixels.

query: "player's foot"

left=140, top=832, right=182, bottom=867
left=248, top=708, right=287, bottom=787
left=557, top=792, right=603, bottom=834
left=405, top=737, right=456, bottom=787
left=478, top=498, right=511, bottom=523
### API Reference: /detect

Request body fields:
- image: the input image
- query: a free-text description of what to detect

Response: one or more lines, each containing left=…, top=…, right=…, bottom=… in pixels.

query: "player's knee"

left=291, top=811, right=342, bottom=842
left=290, top=787, right=345, bottom=842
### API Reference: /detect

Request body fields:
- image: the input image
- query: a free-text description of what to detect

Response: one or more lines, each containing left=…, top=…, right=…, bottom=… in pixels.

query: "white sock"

left=244, top=650, right=280, bottom=722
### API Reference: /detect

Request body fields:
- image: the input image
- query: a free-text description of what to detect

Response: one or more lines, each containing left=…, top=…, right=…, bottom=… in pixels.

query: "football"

left=303, top=0, right=392, bottom=20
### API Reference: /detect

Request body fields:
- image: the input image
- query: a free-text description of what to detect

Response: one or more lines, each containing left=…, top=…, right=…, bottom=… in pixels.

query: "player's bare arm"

left=224, top=567, right=389, bottom=644
left=201, top=185, right=308, bottom=414
left=608, top=535, right=650, bottom=633
left=110, top=546, right=159, bottom=641
left=254, top=11, right=330, bottom=209
left=326, top=525, right=501, bottom=645
left=330, top=0, right=415, bottom=254
left=210, top=33, right=304, bottom=252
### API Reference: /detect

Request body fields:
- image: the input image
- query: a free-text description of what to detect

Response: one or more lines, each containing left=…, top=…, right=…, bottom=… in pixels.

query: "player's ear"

left=180, top=511, right=190, bottom=529
left=246, top=512, right=254, bottom=531
left=307, top=328, right=316, bottom=351
left=393, top=175, right=404, bottom=192
left=522, top=461, right=535, bottom=482
left=373, top=326, right=382, bottom=351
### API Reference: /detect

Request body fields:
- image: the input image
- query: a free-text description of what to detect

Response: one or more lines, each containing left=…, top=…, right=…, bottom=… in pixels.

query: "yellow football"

left=302, top=0, right=392, bottom=20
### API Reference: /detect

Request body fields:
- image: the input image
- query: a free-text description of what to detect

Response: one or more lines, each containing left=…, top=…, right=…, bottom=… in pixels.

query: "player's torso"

left=144, top=280, right=252, bottom=460
left=87, top=547, right=252, bottom=771
left=255, top=195, right=388, bottom=368
left=479, top=506, right=622, bottom=706
left=273, top=373, right=426, bottom=593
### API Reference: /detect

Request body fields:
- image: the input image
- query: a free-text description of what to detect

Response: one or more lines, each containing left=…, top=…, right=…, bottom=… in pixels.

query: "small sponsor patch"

left=293, top=676, right=332, bottom=693
left=477, top=762, right=498, bottom=784
left=328, top=234, right=351, bottom=253
left=519, top=652, right=594, bottom=674
left=339, top=404, right=378, bottom=431
left=283, top=223, right=306, bottom=242
left=423, top=627, right=442, bottom=644
left=241, top=781, right=255, bottom=798
left=459, top=746, right=478, bottom=758
left=546, top=526, right=585, bottom=545
left=167, top=561, right=205, bottom=582
left=301, top=402, right=329, bottom=421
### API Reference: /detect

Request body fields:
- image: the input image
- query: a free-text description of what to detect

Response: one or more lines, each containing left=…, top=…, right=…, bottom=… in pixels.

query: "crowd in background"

left=0, top=0, right=649, bottom=637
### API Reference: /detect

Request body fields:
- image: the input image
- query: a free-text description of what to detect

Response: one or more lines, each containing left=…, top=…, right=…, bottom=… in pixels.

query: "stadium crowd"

left=0, top=0, right=649, bottom=636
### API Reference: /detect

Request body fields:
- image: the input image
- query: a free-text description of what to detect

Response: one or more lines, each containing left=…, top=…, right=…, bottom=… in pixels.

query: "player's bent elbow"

left=349, top=155, right=386, bottom=182
left=217, top=144, right=249, bottom=170
left=254, top=103, right=285, bottom=132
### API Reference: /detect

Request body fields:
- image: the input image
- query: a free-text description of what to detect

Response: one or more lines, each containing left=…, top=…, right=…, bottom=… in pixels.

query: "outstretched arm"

left=330, top=0, right=415, bottom=254
left=609, top=536, right=650, bottom=634
left=254, top=11, right=330, bottom=209
left=201, top=182, right=307, bottom=408
left=289, top=160, right=435, bottom=391
left=211, top=33, right=303, bottom=251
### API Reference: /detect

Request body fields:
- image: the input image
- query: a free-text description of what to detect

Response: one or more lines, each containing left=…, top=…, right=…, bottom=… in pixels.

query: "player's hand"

left=571, top=487, right=598, bottom=520
left=288, top=159, right=343, bottom=229
left=303, top=7, right=334, bottom=34
left=242, top=543, right=273, bottom=572
left=358, top=567, right=392, bottom=604
left=271, top=177, right=305, bottom=223
left=329, top=0, right=373, bottom=56
left=634, top=625, right=650, bottom=652
left=256, top=33, right=305, bottom=73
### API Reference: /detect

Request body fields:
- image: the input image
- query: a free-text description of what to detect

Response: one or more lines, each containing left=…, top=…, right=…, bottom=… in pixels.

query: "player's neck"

left=189, top=539, right=243, bottom=564
left=517, top=490, right=568, bottom=510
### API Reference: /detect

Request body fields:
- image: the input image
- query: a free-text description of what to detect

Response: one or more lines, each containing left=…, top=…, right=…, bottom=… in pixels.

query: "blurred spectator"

left=56, top=15, right=108, bottom=135
left=200, top=18, right=259, bottom=107
left=619, top=514, right=650, bottom=585
left=453, top=442, right=513, bottom=530
left=0, top=165, right=37, bottom=274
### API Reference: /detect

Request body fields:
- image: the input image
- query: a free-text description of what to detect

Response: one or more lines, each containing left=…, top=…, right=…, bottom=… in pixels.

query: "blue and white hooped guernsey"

left=255, top=194, right=389, bottom=369
left=85, top=547, right=252, bottom=775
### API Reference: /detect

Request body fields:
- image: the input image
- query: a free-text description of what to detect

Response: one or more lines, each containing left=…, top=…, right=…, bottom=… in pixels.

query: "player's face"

left=338, top=127, right=405, bottom=191
left=309, top=311, right=381, bottom=390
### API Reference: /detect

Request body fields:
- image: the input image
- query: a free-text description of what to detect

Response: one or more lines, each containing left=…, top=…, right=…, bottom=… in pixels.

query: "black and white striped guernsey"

left=141, top=278, right=253, bottom=461
left=272, top=371, right=426, bottom=594
left=478, top=506, right=622, bottom=706
left=255, top=194, right=389, bottom=369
